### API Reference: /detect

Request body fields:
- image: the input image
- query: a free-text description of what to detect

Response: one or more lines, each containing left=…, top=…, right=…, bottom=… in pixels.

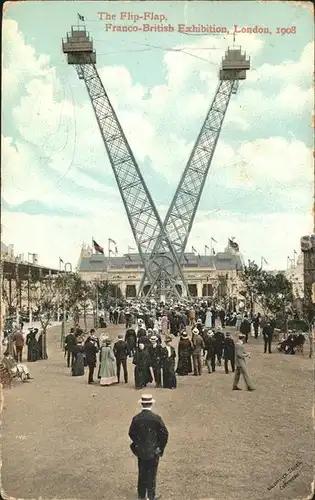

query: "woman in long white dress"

left=99, top=338, right=118, bottom=386
left=205, top=308, right=212, bottom=329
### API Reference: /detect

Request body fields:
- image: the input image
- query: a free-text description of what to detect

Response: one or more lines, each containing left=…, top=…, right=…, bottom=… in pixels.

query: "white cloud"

left=210, top=136, right=312, bottom=189
left=2, top=19, right=52, bottom=97
left=189, top=210, right=313, bottom=270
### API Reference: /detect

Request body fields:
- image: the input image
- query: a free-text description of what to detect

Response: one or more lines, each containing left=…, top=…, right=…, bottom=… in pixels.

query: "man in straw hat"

left=233, top=333, right=254, bottom=391
left=129, top=394, right=169, bottom=500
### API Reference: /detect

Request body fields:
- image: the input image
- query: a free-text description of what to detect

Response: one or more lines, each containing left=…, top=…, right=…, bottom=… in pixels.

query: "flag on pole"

left=128, top=246, right=136, bottom=252
left=192, top=246, right=197, bottom=253
left=126, top=255, right=132, bottom=261
left=184, top=254, right=189, bottom=263
left=109, top=238, right=117, bottom=245
left=228, top=238, right=239, bottom=251
left=293, top=249, right=297, bottom=255
left=93, top=239, right=104, bottom=254
left=212, top=249, right=216, bottom=255
left=205, top=245, right=209, bottom=253
left=78, top=13, right=85, bottom=21
left=262, top=257, right=268, bottom=265
left=115, top=246, right=118, bottom=255
left=59, top=257, right=64, bottom=264
left=211, top=237, right=217, bottom=243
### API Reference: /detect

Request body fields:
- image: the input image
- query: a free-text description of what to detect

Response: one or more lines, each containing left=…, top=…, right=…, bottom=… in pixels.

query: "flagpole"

left=210, top=239, right=212, bottom=256
left=92, top=237, right=94, bottom=255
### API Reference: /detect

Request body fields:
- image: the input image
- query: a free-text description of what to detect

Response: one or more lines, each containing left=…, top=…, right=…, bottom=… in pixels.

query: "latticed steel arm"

left=140, top=80, right=235, bottom=297
left=164, top=79, right=235, bottom=257
left=77, top=63, right=185, bottom=294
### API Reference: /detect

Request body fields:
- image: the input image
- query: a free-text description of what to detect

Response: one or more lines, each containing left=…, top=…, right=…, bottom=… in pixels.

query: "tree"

left=95, top=280, right=123, bottom=309
left=259, top=272, right=294, bottom=322
left=239, top=263, right=295, bottom=324
left=55, top=273, right=93, bottom=330
left=238, top=263, right=265, bottom=314
left=29, top=274, right=59, bottom=357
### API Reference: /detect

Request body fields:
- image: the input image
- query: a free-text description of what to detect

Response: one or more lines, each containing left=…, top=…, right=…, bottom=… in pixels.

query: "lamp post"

left=277, top=292, right=287, bottom=336
left=60, top=262, right=72, bottom=349
left=94, top=279, right=99, bottom=329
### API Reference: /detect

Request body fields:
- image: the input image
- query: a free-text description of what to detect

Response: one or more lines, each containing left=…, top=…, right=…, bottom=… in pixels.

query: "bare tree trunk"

left=309, top=331, right=313, bottom=358
left=83, top=307, right=87, bottom=330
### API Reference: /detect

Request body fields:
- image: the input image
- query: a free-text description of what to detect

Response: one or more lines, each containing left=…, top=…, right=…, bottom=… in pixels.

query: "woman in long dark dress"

left=176, top=331, right=193, bottom=375
left=132, top=342, right=152, bottom=389
left=161, top=336, right=177, bottom=389
left=71, top=338, right=85, bottom=376
left=26, top=329, right=40, bottom=362
left=37, top=331, right=48, bottom=360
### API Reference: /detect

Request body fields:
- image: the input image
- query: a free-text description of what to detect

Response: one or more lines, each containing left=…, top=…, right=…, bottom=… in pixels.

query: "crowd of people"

left=63, top=300, right=265, bottom=391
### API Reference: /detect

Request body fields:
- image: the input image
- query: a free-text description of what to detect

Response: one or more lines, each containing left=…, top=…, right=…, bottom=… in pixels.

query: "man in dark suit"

left=129, top=394, right=169, bottom=500
left=113, top=334, right=129, bottom=383
left=262, top=321, right=273, bottom=353
left=223, top=332, right=235, bottom=373
left=64, top=328, right=77, bottom=368
left=83, top=337, right=98, bottom=384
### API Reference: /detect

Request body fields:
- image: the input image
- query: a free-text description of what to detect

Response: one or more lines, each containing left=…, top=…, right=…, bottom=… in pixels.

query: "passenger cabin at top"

left=220, top=47, right=250, bottom=80
left=62, top=26, right=96, bottom=64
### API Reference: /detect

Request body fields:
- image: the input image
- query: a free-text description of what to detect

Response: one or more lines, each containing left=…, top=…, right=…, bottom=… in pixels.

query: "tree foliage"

left=239, top=263, right=294, bottom=317
left=95, top=280, right=123, bottom=308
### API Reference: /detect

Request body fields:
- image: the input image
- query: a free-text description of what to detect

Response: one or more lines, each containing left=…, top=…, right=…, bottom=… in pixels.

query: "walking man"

left=232, top=333, right=254, bottom=391
left=223, top=332, right=235, bottom=374
left=262, top=321, right=273, bottom=354
left=13, top=329, right=25, bottom=362
left=65, top=328, right=77, bottom=368
left=192, top=327, right=205, bottom=376
left=113, top=334, right=129, bottom=383
left=204, top=331, right=216, bottom=373
left=129, top=394, right=169, bottom=500
left=84, top=336, right=98, bottom=384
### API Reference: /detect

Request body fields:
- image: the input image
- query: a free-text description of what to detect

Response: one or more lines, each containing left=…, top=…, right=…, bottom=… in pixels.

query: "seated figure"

left=2, top=354, right=32, bottom=381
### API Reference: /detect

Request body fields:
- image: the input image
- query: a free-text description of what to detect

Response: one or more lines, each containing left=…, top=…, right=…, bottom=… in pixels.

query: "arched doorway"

left=126, top=285, right=136, bottom=298
left=202, top=283, right=213, bottom=297
left=188, top=284, right=197, bottom=297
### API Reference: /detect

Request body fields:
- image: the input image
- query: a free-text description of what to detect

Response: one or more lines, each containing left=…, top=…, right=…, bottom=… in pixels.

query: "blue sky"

left=2, top=1, right=314, bottom=270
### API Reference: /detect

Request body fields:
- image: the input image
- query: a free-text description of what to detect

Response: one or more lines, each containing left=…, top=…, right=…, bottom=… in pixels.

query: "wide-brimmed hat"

left=139, top=394, right=155, bottom=405
left=238, top=333, right=245, bottom=338
left=181, top=331, right=188, bottom=337
left=192, top=328, right=199, bottom=334
left=150, top=336, right=158, bottom=342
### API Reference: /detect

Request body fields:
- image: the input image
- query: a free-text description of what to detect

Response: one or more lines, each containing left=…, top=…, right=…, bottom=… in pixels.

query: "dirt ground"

left=1, top=321, right=313, bottom=500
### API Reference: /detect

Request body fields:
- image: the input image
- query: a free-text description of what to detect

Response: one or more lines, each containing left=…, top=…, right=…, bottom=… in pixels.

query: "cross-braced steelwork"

left=140, top=49, right=250, bottom=299
left=62, top=28, right=250, bottom=300
left=62, top=27, right=187, bottom=299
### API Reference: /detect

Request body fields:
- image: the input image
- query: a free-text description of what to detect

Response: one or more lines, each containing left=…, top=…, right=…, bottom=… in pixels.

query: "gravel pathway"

left=1, top=322, right=313, bottom=500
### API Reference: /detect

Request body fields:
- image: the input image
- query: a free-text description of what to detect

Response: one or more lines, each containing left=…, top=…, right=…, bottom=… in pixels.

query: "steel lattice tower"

left=62, top=27, right=250, bottom=301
